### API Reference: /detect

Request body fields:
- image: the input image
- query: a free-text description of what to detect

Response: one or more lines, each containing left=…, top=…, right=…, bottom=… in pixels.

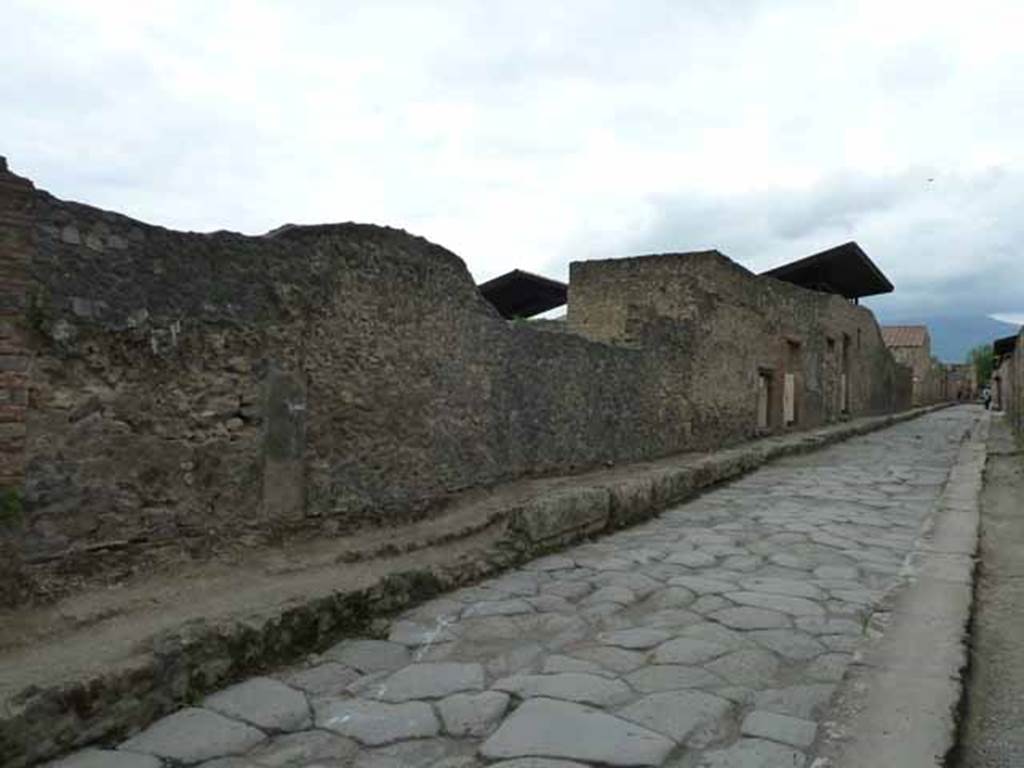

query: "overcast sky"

left=4, top=0, right=1023, bottom=327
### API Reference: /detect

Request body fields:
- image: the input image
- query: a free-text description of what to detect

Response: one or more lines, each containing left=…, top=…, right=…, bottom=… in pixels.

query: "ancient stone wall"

left=1014, top=333, right=1024, bottom=436
left=996, top=330, right=1024, bottom=436
left=1, top=174, right=697, bottom=605
left=921, top=360, right=950, bottom=405
left=0, top=161, right=32, bottom=490
left=0, top=161, right=35, bottom=607
left=886, top=339, right=948, bottom=406
left=945, top=363, right=975, bottom=401
left=0, top=162, right=914, bottom=606
left=567, top=251, right=913, bottom=436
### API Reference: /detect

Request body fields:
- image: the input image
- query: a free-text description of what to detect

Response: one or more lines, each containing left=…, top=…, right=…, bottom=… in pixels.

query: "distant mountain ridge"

left=875, top=314, right=1021, bottom=363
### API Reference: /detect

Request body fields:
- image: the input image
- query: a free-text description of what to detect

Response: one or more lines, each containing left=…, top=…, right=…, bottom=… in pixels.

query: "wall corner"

left=0, top=157, right=36, bottom=490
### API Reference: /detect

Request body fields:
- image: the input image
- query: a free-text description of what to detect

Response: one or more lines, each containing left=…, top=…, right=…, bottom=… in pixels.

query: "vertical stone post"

left=262, top=367, right=307, bottom=522
left=0, top=157, right=34, bottom=491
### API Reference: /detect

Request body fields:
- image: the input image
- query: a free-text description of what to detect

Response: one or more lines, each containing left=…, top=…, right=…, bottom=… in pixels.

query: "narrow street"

left=957, top=412, right=1024, bottom=768
left=59, top=407, right=981, bottom=768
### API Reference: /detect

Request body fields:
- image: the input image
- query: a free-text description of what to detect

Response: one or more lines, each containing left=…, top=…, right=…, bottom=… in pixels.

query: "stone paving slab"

left=47, top=750, right=163, bottom=768
left=480, top=698, right=675, bottom=766
left=617, top=690, right=732, bottom=744
left=45, top=406, right=981, bottom=768
left=437, top=691, right=511, bottom=736
left=741, top=709, right=817, bottom=748
left=324, top=640, right=412, bottom=673
left=375, top=662, right=485, bottom=702
left=493, top=672, right=633, bottom=707
left=116, top=708, right=266, bottom=764
left=240, top=729, right=359, bottom=765
left=313, top=699, right=441, bottom=745
left=278, top=660, right=361, bottom=695
left=699, top=737, right=806, bottom=767
left=202, top=677, right=311, bottom=732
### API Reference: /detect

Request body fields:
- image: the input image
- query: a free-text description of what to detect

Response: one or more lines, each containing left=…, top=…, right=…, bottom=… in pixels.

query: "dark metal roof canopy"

left=994, top=334, right=1019, bottom=360
left=478, top=269, right=567, bottom=319
left=761, top=241, right=894, bottom=300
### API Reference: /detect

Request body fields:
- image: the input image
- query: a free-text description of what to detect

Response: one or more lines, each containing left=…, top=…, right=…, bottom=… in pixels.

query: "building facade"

left=881, top=325, right=948, bottom=405
left=993, top=331, right=1024, bottom=435
left=945, top=362, right=978, bottom=402
left=0, top=158, right=914, bottom=606
left=568, top=252, right=910, bottom=436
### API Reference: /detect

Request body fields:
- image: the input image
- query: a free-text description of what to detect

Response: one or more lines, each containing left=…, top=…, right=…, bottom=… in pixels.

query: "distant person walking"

left=982, top=386, right=992, bottom=410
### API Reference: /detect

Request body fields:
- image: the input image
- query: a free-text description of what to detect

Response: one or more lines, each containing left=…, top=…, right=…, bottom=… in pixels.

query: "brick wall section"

left=0, top=158, right=34, bottom=491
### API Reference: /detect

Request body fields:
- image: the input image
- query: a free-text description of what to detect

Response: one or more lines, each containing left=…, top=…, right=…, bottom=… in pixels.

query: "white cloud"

left=991, top=314, right=1024, bottom=326
left=3, top=0, right=1023, bottom=321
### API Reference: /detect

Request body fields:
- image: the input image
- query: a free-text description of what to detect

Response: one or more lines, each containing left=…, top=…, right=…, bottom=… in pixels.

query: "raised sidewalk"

left=815, top=408, right=987, bottom=767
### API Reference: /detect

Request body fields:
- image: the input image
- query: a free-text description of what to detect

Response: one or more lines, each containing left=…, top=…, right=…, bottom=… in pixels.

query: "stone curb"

left=812, top=407, right=987, bottom=768
left=0, top=403, right=952, bottom=767
left=503, top=403, right=954, bottom=553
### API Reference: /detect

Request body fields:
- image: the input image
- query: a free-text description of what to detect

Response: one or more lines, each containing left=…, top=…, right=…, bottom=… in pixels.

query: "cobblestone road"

left=55, top=408, right=979, bottom=768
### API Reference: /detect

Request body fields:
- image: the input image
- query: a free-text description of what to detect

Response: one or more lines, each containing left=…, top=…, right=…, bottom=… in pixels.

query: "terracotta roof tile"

left=881, top=325, right=929, bottom=347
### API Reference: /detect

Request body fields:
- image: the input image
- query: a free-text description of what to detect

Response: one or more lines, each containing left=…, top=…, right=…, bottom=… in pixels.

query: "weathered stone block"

left=437, top=690, right=510, bottom=736
left=617, top=690, right=732, bottom=744
left=375, top=662, right=485, bottom=702
left=117, top=707, right=266, bottom=764
left=314, top=698, right=440, bottom=745
left=202, top=677, right=311, bottom=732
left=480, top=698, right=674, bottom=766
left=606, top=477, right=654, bottom=527
left=507, top=488, right=610, bottom=545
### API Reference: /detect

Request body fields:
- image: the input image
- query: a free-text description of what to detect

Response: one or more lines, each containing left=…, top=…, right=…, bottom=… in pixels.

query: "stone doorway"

left=757, top=369, right=773, bottom=431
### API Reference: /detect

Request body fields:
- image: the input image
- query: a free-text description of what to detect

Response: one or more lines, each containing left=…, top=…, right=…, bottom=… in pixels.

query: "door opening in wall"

left=841, top=333, right=852, bottom=414
left=783, top=373, right=796, bottom=426
left=757, top=369, right=773, bottom=431
left=826, top=336, right=837, bottom=423
left=784, top=340, right=801, bottom=426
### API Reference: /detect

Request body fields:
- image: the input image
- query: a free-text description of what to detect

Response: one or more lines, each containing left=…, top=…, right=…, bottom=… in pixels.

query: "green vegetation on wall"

left=0, top=487, right=23, bottom=528
left=967, top=343, right=995, bottom=385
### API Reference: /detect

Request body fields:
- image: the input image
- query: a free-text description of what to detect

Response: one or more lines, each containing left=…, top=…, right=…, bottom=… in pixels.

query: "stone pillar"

left=262, top=367, right=307, bottom=522
left=0, top=157, right=34, bottom=491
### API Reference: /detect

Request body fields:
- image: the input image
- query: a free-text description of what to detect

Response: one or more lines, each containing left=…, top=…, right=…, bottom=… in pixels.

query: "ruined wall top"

left=567, top=246, right=883, bottom=347
left=26, top=187, right=497, bottom=350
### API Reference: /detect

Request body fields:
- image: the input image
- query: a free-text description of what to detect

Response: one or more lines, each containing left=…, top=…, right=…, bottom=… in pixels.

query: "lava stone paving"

left=51, top=408, right=977, bottom=768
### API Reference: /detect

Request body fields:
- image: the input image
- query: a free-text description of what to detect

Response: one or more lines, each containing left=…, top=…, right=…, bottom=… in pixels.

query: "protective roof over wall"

left=761, top=241, right=894, bottom=299
left=478, top=269, right=567, bottom=318
left=994, top=334, right=1019, bottom=359
left=881, top=325, right=930, bottom=348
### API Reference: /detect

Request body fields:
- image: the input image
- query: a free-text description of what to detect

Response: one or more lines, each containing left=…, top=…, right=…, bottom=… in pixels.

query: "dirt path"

left=957, top=413, right=1024, bottom=767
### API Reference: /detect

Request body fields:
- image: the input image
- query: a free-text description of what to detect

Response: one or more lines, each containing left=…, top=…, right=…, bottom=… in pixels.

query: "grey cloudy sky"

left=4, top=0, right=1023, bottom=326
